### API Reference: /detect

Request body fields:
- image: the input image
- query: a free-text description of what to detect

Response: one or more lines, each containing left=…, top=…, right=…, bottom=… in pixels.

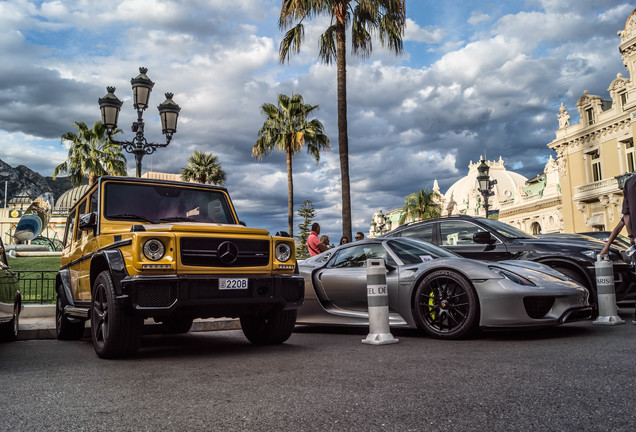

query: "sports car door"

left=317, top=244, right=398, bottom=312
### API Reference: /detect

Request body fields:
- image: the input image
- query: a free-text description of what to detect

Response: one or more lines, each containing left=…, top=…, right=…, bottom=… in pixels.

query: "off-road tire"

left=91, top=271, right=142, bottom=359
left=56, top=290, right=85, bottom=340
left=240, top=308, right=296, bottom=345
left=162, top=317, right=194, bottom=334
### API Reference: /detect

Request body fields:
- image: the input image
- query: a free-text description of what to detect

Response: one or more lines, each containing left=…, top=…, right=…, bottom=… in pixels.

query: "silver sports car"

left=297, top=238, right=592, bottom=339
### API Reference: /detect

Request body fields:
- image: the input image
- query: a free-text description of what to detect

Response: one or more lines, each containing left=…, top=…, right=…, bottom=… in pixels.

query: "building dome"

left=442, top=157, right=528, bottom=216
left=54, top=185, right=90, bottom=213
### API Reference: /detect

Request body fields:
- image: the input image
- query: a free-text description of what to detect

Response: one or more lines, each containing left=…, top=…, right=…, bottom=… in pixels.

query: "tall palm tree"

left=279, top=0, right=406, bottom=240
left=252, top=93, right=330, bottom=236
left=181, top=150, right=227, bottom=185
left=399, top=188, right=442, bottom=225
left=53, top=121, right=126, bottom=186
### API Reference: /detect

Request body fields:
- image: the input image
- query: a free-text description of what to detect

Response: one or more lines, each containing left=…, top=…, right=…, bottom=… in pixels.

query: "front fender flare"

left=91, top=249, right=129, bottom=296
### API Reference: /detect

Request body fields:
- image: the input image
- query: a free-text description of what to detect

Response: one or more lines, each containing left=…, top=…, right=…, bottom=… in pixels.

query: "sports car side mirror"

left=473, top=231, right=494, bottom=244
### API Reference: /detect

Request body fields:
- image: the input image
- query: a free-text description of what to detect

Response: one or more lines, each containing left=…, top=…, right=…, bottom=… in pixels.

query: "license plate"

left=219, top=278, right=248, bottom=290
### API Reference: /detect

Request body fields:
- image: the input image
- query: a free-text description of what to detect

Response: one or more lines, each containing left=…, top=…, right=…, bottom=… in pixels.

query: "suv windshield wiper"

left=158, top=217, right=197, bottom=222
left=109, top=213, right=155, bottom=223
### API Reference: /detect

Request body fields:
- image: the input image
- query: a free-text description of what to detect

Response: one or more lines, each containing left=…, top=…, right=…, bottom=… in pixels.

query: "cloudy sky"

left=0, top=0, right=633, bottom=242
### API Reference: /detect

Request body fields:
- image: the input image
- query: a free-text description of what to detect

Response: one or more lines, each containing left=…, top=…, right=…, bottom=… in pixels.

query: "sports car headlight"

left=275, top=242, right=292, bottom=262
left=143, top=239, right=165, bottom=261
left=489, top=266, right=535, bottom=286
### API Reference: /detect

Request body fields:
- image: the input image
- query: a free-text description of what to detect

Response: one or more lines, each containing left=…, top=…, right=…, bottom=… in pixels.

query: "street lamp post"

left=476, top=159, right=497, bottom=217
left=98, top=67, right=181, bottom=177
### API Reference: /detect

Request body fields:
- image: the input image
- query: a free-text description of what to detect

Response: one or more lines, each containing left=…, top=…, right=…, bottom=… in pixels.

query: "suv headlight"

left=275, top=242, right=292, bottom=262
left=143, top=239, right=165, bottom=261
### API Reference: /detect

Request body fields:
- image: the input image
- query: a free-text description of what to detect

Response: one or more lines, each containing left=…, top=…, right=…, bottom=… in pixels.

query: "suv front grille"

left=180, top=238, right=270, bottom=267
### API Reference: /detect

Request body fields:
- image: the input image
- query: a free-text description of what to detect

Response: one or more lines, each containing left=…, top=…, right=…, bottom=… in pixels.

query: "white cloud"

left=0, top=0, right=633, bottom=238
left=404, top=18, right=445, bottom=44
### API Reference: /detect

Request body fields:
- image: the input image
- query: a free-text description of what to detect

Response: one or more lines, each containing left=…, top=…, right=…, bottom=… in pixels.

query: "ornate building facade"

left=369, top=9, right=636, bottom=238
left=548, top=9, right=636, bottom=233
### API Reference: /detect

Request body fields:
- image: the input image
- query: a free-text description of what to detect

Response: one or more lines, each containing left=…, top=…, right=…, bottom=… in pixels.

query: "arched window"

left=531, top=222, right=542, bottom=235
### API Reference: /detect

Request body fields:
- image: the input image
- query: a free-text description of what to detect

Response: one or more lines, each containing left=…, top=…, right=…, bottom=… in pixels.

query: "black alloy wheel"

left=414, top=270, right=479, bottom=339
left=91, top=271, right=142, bottom=359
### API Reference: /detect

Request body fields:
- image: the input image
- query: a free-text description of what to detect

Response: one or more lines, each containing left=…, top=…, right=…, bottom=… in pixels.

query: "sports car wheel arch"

left=412, top=269, right=479, bottom=339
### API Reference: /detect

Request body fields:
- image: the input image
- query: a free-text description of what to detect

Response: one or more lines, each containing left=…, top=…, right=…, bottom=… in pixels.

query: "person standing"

left=307, top=222, right=327, bottom=256
left=355, top=232, right=364, bottom=241
left=339, top=236, right=350, bottom=245
left=620, top=174, right=636, bottom=324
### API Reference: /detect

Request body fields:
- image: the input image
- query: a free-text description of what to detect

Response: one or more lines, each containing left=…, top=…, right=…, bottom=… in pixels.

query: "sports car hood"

left=495, top=260, right=574, bottom=281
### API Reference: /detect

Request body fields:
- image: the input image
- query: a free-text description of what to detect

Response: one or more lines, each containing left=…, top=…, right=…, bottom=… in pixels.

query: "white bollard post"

left=593, top=254, right=624, bottom=325
left=362, top=258, right=399, bottom=345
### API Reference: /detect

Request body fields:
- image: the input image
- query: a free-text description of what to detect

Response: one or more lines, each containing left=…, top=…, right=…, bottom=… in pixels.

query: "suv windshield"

left=479, top=217, right=535, bottom=239
left=104, top=182, right=236, bottom=224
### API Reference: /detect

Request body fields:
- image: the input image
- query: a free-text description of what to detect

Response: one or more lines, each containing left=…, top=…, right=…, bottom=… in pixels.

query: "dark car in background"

left=579, top=231, right=631, bottom=249
left=384, top=215, right=636, bottom=307
left=0, top=237, right=21, bottom=342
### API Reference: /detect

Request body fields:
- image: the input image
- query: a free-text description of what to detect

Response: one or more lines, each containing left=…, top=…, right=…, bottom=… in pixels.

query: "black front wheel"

left=240, top=308, right=296, bottom=345
left=91, top=271, right=142, bottom=359
left=413, top=270, right=479, bottom=339
left=0, top=298, right=20, bottom=342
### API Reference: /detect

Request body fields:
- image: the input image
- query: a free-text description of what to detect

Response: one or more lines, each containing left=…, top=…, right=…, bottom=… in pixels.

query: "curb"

left=18, top=317, right=241, bottom=341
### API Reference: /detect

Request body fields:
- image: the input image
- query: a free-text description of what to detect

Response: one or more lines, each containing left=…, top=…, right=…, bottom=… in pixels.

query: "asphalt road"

left=1, top=317, right=635, bottom=432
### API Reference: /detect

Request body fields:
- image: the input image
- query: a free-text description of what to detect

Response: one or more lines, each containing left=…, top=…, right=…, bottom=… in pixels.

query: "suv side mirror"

left=473, top=231, right=494, bottom=244
left=79, top=212, right=97, bottom=231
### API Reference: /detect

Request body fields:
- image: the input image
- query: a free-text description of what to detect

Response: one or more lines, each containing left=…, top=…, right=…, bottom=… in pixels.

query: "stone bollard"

left=593, top=254, right=624, bottom=325
left=362, top=258, right=399, bottom=345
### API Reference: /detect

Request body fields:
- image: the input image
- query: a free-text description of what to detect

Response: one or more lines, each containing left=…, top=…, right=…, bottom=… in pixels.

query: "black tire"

left=240, top=308, right=297, bottom=345
left=552, top=266, right=598, bottom=317
left=56, top=290, right=85, bottom=340
left=413, top=270, right=479, bottom=339
left=91, top=271, right=142, bottom=359
left=162, top=317, right=194, bottom=334
left=0, top=299, right=20, bottom=342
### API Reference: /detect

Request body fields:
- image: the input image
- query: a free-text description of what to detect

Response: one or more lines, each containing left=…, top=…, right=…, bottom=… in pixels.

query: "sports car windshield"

left=387, top=238, right=457, bottom=264
left=104, top=182, right=236, bottom=224
left=479, top=217, right=535, bottom=239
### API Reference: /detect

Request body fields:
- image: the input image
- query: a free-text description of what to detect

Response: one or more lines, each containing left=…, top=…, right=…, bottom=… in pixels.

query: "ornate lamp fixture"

left=476, top=159, right=497, bottom=217
left=98, top=67, right=181, bottom=177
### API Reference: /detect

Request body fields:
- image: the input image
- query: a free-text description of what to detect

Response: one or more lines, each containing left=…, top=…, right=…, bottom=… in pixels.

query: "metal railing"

left=16, top=270, right=57, bottom=304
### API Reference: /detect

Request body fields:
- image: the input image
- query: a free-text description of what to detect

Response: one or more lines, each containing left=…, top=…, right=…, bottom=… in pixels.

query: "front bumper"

left=118, top=273, right=304, bottom=318
left=476, top=277, right=591, bottom=328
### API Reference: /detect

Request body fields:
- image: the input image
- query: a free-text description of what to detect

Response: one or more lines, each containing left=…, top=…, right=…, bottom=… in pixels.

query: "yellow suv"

left=55, top=176, right=303, bottom=358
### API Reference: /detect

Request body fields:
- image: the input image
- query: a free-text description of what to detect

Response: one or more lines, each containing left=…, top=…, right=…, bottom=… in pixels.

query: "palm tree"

left=399, top=188, right=442, bottom=225
left=252, top=93, right=330, bottom=236
left=181, top=150, right=227, bottom=185
left=53, top=121, right=127, bottom=186
left=279, top=0, right=406, bottom=240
